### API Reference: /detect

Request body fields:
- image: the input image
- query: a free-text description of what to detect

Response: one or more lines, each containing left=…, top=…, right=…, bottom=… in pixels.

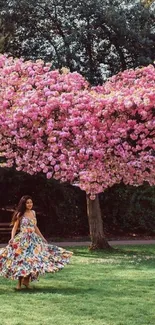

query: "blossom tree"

left=0, top=54, right=155, bottom=249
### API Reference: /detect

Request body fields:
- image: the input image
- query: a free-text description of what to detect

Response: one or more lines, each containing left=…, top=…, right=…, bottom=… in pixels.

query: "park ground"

left=0, top=244, right=155, bottom=325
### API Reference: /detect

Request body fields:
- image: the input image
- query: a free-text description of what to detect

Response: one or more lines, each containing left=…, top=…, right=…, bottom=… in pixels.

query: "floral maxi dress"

left=0, top=215, right=73, bottom=281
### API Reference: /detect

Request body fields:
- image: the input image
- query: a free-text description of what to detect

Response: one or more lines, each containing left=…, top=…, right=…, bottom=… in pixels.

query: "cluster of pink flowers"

left=0, top=55, right=154, bottom=199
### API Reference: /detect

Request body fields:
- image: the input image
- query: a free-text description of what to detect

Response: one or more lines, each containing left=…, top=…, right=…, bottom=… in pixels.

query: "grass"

left=1, top=245, right=155, bottom=325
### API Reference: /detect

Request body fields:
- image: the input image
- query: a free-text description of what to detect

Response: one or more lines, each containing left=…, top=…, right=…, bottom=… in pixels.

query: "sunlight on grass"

left=0, top=245, right=155, bottom=325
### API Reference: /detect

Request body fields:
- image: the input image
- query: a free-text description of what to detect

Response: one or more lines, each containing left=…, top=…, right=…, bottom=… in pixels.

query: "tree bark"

left=86, top=194, right=112, bottom=250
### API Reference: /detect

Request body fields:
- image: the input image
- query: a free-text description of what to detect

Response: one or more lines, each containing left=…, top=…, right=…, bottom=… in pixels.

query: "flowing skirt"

left=0, top=231, right=73, bottom=281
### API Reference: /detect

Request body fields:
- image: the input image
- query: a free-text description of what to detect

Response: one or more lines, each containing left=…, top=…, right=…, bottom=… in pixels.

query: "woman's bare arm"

left=34, top=225, right=47, bottom=243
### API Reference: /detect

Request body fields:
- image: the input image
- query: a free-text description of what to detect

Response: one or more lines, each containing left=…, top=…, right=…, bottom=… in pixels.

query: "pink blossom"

left=0, top=55, right=154, bottom=197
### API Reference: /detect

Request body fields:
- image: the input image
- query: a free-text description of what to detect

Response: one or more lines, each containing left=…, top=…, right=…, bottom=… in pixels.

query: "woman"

left=0, top=195, right=73, bottom=290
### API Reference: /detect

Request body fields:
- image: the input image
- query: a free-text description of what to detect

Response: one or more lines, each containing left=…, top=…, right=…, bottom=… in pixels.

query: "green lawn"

left=0, top=245, right=155, bottom=325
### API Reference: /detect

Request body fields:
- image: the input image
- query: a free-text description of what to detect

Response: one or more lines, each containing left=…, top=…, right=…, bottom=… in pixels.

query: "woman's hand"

left=9, top=238, right=13, bottom=245
left=43, top=238, right=48, bottom=243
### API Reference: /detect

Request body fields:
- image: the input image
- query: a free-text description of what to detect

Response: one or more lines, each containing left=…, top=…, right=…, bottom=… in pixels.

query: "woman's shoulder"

left=32, top=210, right=36, bottom=217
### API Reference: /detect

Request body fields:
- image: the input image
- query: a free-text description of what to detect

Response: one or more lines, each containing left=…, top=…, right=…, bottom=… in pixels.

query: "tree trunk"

left=86, top=194, right=112, bottom=250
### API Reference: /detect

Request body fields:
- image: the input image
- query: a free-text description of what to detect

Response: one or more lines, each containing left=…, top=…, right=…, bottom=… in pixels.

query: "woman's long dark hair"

left=11, top=195, right=32, bottom=225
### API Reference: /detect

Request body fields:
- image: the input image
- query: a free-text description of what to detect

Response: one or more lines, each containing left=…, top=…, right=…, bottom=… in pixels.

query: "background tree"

left=0, top=18, right=13, bottom=52
left=0, top=0, right=155, bottom=84
left=101, top=183, right=155, bottom=236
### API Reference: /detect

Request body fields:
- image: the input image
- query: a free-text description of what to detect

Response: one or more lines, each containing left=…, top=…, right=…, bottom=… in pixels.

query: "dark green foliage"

left=0, top=168, right=88, bottom=237
left=0, top=0, right=155, bottom=84
left=0, top=168, right=155, bottom=238
left=100, top=183, right=155, bottom=236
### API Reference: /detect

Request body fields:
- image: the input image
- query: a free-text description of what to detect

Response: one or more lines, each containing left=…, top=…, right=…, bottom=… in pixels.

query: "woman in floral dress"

left=0, top=195, right=73, bottom=290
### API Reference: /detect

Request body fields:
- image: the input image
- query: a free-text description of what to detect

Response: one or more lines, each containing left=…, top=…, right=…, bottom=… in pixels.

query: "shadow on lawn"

left=23, top=286, right=95, bottom=295
left=0, top=284, right=96, bottom=295
left=71, top=245, right=155, bottom=257
left=1, top=274, right=155, bottom=296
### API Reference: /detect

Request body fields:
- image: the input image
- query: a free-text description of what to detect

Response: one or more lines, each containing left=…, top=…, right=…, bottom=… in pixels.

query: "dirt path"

left=50, top=240, right=155, bottom=247
left=1, top=239, right=155, bottom=248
